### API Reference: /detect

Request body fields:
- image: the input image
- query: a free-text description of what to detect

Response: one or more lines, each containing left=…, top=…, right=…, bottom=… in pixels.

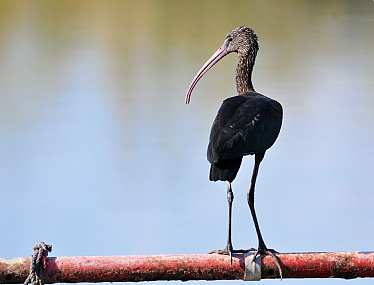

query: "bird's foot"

left=252, top=247, right=282, bottom=279
left=208, top=244, right=237, bottom=264
left=208, top=249, right=230, bottom=255
left=209, top=247, right=259, bottom=254
left=208, top=248, right=233, bottom=264
left=208, top=247, right=260, bottom=265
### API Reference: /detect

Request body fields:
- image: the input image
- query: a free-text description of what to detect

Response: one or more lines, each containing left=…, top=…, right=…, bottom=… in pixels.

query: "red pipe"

left=1, top=252, right=374, bottom=283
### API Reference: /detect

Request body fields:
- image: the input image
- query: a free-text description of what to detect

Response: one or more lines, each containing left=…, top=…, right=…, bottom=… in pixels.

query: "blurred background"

left=1, top=1, right=374, bottom=284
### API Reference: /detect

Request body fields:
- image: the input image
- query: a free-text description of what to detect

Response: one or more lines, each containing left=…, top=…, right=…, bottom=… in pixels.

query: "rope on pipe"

left=1, top=252, right=374, bottom=283
left=23, top=242, right=52, bottom=285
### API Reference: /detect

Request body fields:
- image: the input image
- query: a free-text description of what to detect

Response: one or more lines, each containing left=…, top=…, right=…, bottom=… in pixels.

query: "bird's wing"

left=207, top=95, right=282, bottom=164
left=207, top=96, right=254, bottom=163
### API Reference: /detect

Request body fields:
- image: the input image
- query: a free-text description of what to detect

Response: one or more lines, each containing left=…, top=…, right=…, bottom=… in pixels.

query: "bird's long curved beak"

left=185, top=44, right=228, bottom=104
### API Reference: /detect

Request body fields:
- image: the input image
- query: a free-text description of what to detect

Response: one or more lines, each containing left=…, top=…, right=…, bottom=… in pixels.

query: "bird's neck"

left=235, top=53, right=255, bottom=95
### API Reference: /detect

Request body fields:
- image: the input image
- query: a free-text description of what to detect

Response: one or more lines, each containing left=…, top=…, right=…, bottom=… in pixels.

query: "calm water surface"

left=2, top=2, right=374, bottom=284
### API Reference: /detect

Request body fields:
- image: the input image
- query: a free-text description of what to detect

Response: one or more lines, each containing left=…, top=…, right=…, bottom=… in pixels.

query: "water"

left=1, top=2, right=374, bottom=284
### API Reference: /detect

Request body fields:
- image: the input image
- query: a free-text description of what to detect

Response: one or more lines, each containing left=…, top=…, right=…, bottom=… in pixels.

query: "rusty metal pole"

left=1, top=252, right=374, bottom=283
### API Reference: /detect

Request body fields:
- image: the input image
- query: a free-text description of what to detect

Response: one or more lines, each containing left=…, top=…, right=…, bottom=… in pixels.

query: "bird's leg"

left=226, top=182, right=234, bottom=263
left=247, top=152, right=266, bottom=250
left=209, top=182, right=235, bottom=264
left=247, top=152, right=283, bottom=278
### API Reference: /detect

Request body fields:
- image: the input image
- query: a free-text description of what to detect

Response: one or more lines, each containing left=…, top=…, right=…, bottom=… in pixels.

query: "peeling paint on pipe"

left=262, top=251, right=374, bottom=280
left=1, top=252, right=374, bottom=283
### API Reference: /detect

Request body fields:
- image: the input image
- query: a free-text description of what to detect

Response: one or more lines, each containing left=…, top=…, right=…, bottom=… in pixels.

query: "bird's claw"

left=263, top=248, right=279, bottom=254
left=253, top=248, right=282, bottom=279
left=208, top=249, right=229, bottom=255
left=208, top=248, right=234, bottom=264
left=208, top=247, right=282, bottom=278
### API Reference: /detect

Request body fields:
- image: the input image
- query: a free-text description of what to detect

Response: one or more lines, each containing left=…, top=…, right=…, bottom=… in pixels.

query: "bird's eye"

left=225, top=37, right=233, bottom=44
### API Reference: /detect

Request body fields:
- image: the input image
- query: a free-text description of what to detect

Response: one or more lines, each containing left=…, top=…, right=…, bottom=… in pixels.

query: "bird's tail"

left=209, top=156, right=243, bottom=182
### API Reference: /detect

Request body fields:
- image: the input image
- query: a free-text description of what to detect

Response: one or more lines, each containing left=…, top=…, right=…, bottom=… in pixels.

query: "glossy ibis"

left=185, top=27, right=283, bottom=275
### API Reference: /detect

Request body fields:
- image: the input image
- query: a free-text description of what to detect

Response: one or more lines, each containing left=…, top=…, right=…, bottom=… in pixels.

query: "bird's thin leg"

left=247, top=152, right=283, bottom=278
left=226, top=182, right=234, bottom=263
left=247, top=152, right=266, bottom=250
left=208, top=182, right=235, bottom=264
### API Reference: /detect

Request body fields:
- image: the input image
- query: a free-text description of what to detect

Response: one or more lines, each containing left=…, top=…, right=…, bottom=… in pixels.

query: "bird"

left=185, top=26, right=283, bottom=276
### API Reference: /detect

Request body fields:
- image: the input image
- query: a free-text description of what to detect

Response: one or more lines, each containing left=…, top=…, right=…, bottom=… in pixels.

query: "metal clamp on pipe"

left=244, top=252, right=261, bottom=281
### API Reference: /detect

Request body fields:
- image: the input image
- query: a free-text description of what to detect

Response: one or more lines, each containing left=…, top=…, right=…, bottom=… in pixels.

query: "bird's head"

left=185, top=26, right=259, bottom=104
left=224, top=26, right=259, bottom=56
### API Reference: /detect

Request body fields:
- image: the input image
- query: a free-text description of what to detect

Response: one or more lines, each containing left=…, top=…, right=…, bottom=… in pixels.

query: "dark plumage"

left=185, top=26, right=283, bottom=277
left=208, top=93, right=282, bottom=182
